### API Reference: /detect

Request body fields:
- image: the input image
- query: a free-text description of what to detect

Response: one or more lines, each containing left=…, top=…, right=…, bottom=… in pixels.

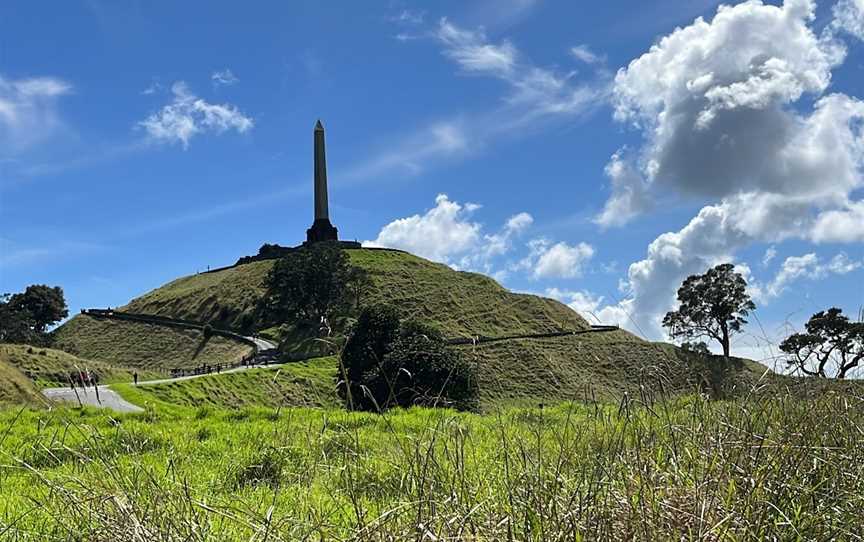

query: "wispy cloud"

left=138, top=81, right=253, bottom=148
left=0, top=74, right=72, bottom=157
left=755, top=253, right=863, bottom=301
left=351, top=18, right=609, bottom=182
left=211, top=69, right=239, bottom=87
left=0, top=238, right=103, bottom=269
left=119, top=183, right=306, bottom=238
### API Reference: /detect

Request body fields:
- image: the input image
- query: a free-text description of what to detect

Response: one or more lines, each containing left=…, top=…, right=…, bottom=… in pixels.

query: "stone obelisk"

left=306, top=120, right=338, bottom=243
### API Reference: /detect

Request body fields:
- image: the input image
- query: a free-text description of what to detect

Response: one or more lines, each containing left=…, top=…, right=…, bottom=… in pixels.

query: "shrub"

left=339, top=305, right=479, bottom=412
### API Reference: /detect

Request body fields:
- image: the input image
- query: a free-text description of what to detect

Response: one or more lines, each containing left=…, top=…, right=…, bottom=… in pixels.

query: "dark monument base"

left=306, top=218, right=338, bottom=243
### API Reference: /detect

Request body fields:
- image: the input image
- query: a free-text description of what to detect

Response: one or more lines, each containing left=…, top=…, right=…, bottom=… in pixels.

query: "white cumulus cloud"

left=138, top=81, right=253, bottom=148
left=593, top=0, right=864, bottom=339
left=364, top=194, right=538, bottom=278
left=364, top=194, right=483, bottom=262
left=832, top=0, right=864, bottom=40
left=518, top=238, right=595, bottom=279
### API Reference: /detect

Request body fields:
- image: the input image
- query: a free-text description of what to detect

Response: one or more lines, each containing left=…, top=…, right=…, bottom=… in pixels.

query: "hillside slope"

left=123, top=249, right=589, bottom=337
left=0, top=344, right=155, bottom=387
left=53, top=317, right=252, bottom=373
left=0, top=358, right=43, bottom=407
left=113, top=357, right=339, bottom=410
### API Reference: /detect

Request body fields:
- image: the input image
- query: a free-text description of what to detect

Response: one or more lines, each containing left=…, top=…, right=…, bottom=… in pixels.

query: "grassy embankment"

left=113, top=357, right=339, bottom=411
left=52, top=316, right=253, bottom=373
left=1, top=388, right=862, bottom=540
left=0, top=359, right=43, bottom=407
left=0, top=344, right=158, bottom=388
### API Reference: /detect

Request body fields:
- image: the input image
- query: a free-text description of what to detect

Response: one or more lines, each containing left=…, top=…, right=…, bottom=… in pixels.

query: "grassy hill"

left=0, top=344, right=157, bottom=388
left=123, top=249, right=589, bottom=337
left=53, top=317, right=253, bottom=373
left=0, top=358, right=43, bottom=407
left=51, top=247, right=762, bottom=406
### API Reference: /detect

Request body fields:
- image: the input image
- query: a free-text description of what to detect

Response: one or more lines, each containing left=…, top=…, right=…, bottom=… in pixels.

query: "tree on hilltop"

left=264, top=243, right=351, bottom=331
left=780, top=308, right=864, bottom=379
left=662, top=263, right=755, bottom=358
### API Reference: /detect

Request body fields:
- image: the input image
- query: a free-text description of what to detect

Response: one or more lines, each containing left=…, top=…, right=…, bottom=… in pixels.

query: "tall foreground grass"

left=0, top=391, right=862, bottom=540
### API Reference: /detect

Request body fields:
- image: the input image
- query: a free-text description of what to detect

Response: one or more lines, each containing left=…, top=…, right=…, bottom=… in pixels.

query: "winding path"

left=41, top=337, right=277, bottom=413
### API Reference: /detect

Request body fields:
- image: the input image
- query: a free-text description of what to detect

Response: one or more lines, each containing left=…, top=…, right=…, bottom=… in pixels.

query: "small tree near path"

left=780, top=308, right=864, bottom=379
left=662, top=263, right=755, bottom=359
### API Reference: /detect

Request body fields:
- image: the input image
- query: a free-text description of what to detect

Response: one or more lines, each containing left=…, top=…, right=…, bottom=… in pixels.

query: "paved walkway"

left=41, top=337, right=277, bottom=413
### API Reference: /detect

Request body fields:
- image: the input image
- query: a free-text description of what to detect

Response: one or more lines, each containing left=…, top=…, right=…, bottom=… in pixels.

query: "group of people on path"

left=68, top=369, right=101, bottom=403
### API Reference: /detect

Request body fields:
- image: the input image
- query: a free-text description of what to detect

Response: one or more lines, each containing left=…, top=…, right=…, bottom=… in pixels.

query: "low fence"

left=446, top=325, right=620, bottom=346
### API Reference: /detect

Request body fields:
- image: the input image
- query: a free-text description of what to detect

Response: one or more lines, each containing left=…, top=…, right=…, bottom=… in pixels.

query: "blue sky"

left=1, top=0, right=863, bottom=371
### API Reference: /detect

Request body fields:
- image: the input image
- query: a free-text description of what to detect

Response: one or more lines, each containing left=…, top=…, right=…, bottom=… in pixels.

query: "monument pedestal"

left=306, top=218, right=338, bottom=243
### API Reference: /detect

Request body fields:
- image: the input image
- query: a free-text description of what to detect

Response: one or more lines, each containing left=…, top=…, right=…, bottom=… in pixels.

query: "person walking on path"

left=133, top=372, right=138, bottom=386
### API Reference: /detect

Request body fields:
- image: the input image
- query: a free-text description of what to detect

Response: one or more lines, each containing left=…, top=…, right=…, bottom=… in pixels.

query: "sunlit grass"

left=1, top=389, right=862, bottom=540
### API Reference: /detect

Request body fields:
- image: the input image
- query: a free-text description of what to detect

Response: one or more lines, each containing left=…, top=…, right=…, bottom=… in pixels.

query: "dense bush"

left=339, top=305, right=479, bottom=412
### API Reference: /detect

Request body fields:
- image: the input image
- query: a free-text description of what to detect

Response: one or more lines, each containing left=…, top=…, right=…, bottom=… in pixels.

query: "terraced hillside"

left=53, top=317, right=252, bottom=373
left=123, top=249, right=590, bottom=337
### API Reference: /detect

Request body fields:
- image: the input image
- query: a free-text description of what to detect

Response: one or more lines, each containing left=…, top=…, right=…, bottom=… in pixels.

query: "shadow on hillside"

left=192, top=334, right=212, bottom=360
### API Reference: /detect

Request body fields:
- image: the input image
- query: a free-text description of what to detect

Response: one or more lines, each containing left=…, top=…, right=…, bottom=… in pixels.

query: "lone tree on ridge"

left=780, top=308, right=864, bottom=379
left=0, top=285, right=68, bottom=344
left=264, top=243, right=351, bottom=331
left=662, top=263, right=755, bottom=358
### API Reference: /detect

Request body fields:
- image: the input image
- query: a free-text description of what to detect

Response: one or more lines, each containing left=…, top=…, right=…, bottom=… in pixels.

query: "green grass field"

left=52, top=315, right=253, bottom=373
left=1, top=389, right=862, bottom=540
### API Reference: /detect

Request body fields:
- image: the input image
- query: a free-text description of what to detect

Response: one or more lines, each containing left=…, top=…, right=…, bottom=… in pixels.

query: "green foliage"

left=345, top=266, right=372, bottom=311
left=0, top=295, right=34, bottom=344
left=663, top=263, right=755, bottom=358
left=340, top=305, right=479, bottom=412
left=681, top=341, right=711, bottom=356
left=264, top=243, right=351, bottom=328
left=1, top=285, right=68, bottom=344
left=780, top=307, right=864, bottom=379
